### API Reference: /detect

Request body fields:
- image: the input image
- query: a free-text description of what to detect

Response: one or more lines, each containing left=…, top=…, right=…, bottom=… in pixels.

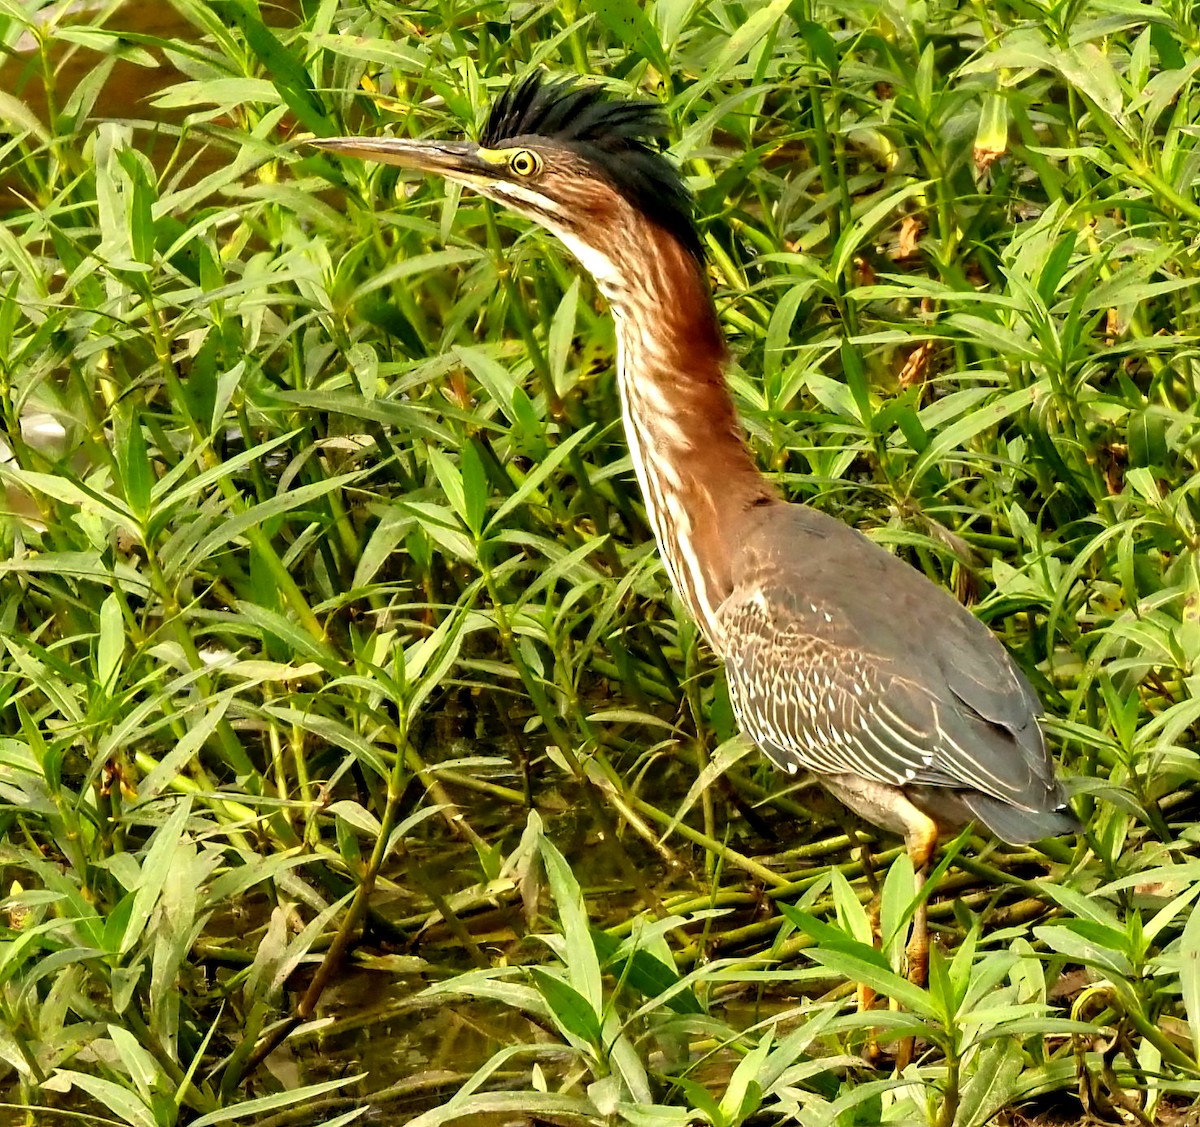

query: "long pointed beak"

left=308, top=137, right=491, bottom=185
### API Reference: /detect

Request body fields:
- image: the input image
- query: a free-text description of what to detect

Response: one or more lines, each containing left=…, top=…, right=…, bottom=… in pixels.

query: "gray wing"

left=717, top=504, right=1067, bottom=816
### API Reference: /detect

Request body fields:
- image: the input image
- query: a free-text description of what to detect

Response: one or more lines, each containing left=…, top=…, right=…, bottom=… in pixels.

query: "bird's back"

left=717, top=500, right=1076, bottom=843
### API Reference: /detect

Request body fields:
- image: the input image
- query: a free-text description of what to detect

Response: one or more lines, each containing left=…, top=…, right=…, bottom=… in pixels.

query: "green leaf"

left=955, top=1036, right=1029, bottom=1127
left=528, top=967, right=603, bottom=1047
left=1056, top=43, right=1124, bottom=117
left=548, top=276, right=581, bottom=396
left=975, top=91, right=1009, bottom=165
left=234, top=600, right=339, bottom=665
left=783, top=911, right=937, bottom=1020
left=4, top=468, right=131, bottom=525
left=117, top=148, right=156, bottom=266
left=910, top=384, right=1038, bottom=484
left=107, top=1025, right=162, bottom=1104
left=402, top=1091, right=595, bottom=1127
left=538, top=826, right=602, bottom=1013
left=212, top=0, right=330, bottom=134
left=1032, top=922, right=1132, bottom=978
left=793, top=18, right=839, bottom=73
left=832, top=180, right=931, bottom=280
left=459, top=439, right=488, bottom=537
left=349, top=248, right=480, bottom=303
left=401, top=596, right=483, bottom=718
left=151, top=76, right=282, bottom=112
left=594, top=0, right=670, bottom=75
left=139, top=691, right=235, bottom=800
left=327, top=800, right=382, bottom=838
left=1040, top=883, right=1122, bottom=931
left=829, top=867, right=875, bottom=947
left=50, top=1071, right=156, bottom=1127
left=673, top=1076, right=723, bottom=1124
left=1128, top=406, right=1169, bottom=468
left=591, top=929, right=703, bottom=1015
left=96, top=592, right=125, bottom=694
left=272, top=391, right=455, bottom=445
left=0, top=90, right=49, bottom=143
left=681, top=0, right=793, bottom=112
left=719, top=1028, right=770, bottom=1123
left=490, top=426, right=593, bottom=527
left=944, top=313, right=1042, bottom=362
left=120, top=799, right=192, bottom=956
left=183, top=471, right=366, bottom=571
left=776, top=903, right=891, bottom=970
left=115, top=412, right=152, bottom=523
left=1179, top=900, right=1200, bottom=1059
left=189, top=1076, right=363, bottom=1126
left=878, top=852, right=917, bottom=963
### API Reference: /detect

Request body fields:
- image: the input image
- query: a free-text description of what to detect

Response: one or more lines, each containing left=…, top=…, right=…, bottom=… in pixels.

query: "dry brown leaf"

left=895, top=215, right=923, bottom=260
left=898, top=340, right=935, bottom=387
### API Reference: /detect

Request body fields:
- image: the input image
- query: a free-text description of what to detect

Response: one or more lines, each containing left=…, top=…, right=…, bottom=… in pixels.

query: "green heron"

left=312, top=75, right=1077, bottom=985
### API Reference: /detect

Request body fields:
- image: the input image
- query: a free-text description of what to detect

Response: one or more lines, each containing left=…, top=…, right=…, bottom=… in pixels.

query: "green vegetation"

left=2, top=0, right=1199, bottom=1122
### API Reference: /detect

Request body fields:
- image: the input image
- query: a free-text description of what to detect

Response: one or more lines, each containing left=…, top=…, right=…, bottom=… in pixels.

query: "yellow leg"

left=852, top=827, right=881, bottom=1014
left=818, top=780, right=940, bottom=1071
left=897, top=824, right=937, bottom=1070
left=860, top=895, right=884, bottom=1064
left=906, top=861, right=929, bottom=988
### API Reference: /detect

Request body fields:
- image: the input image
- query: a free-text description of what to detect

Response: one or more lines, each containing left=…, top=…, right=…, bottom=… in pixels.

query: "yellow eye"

left=508, top=149, right=541, bottom=177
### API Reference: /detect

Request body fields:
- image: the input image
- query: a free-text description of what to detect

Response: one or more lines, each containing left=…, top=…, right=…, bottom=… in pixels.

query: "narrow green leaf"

left=910, top=384, right=1038, bottom=484
left=591, top=929, right=703, bottom=1015
left=1056, top=43, right=1124, bottom=117
left=189, top=1076, right=362, bottom=1126
left=0, top=91, right=49, bottom=143
left=234, top=600, right=339, bottom=665
left=829, top=867, right=874, bottom=947
left=212, top=0, right=331, bottom=134
left=955, top=1036, right=1029, bottom=1127
left=803, top=946, right=936, bottom=1018
left=405, top=499, right=475, bottom=561
left=138, top=691, right=234, bottom=800
left=548, top=277, right=581, bottom=396
left=528, top=967, right=603, bottom=1047
left=96, top=592, right=125, bottom=693
left=680, top=0, right=793, bottom=112
left=120, top=799, right=192, bottom=956
left=50, top=1071, right=156, bottom=1127
left=184, top=471, right=365, bottom=571
left=151, top=77, right=282, bottom=112
left=460, top=440, right=488, bottom=537
left=328, top=800, right=382, bottom=839
left=538, top=831, right=603, bottom=1013
left=945, top=313, right=1042, bottom=361
left=594, top=0, right=670, bottom=75
left=719, top=1029, right=771, bottom=1122
left=832, top=180, right=931, bottom=279
left=107, top=1025, right=161, bottom=1104
left=4, top=468, right=131, bottom=524
left=117, top=409, right=153, bottom=521
left=401, top=1091, right=594, bottom=1127
left=490, top=426, right=593, bottom=527
left=426, top=447, right=468, bottom=527
left=1178, top=904, right=1200, bottom=1059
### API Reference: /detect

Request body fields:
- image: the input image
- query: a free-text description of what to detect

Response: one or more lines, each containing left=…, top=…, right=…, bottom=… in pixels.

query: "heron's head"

left=311, top=74, right=702, bottom=294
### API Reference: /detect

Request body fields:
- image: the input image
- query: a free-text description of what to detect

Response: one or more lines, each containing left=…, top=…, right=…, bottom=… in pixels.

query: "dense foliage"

left=2, top=0, right=1200, bottom=1122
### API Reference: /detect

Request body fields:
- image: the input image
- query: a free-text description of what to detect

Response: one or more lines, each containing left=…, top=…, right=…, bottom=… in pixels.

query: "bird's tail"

left=962, top=792, right=1080, bottom=845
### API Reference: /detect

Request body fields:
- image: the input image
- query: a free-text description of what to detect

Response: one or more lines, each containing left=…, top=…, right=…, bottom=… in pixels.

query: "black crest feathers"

left=480, top=73, right=703, bottom=261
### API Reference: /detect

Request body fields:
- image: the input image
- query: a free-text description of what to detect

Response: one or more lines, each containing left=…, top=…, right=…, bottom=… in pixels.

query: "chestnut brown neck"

left=594, top=223, right=777, bottom=647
